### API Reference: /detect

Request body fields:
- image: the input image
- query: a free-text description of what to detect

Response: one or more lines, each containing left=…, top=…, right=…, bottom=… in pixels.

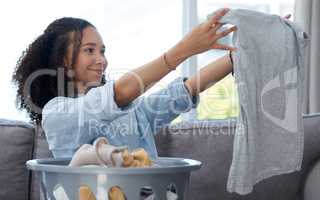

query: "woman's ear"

left=64, top=43, right=73, bottom=67
left=63, top=57, right=69, bottom=68
left=63, top=45, right=75, bottom=79
left=63, top=57, right=72, bottom=77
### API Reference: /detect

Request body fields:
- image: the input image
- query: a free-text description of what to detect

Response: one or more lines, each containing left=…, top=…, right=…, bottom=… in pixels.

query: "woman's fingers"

left=209, top=23, right=223, bottom=35
left=212, top=43, right=236, bottom=51
left=210, top=25, right=237, bottom=51
left=205, top=8, right=230, bottom=30
left=178, top=7, right=234, bottom=56
left=213, top=26, right=237, bottom=40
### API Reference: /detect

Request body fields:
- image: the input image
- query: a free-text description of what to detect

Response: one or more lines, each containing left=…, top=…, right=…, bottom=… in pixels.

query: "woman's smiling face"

left=65, top=26, right=107, bottom=93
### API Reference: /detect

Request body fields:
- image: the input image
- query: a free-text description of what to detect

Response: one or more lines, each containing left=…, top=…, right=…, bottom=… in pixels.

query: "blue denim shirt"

left=42, top=77, right=199, bottom=159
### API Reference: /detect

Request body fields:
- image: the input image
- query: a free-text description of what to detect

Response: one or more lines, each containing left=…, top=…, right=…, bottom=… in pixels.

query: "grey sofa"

left=0, top=114, right=320, bottom=200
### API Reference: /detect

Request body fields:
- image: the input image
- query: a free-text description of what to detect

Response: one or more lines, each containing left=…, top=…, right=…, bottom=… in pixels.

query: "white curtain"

left=294, top=0, right=320, bottom=114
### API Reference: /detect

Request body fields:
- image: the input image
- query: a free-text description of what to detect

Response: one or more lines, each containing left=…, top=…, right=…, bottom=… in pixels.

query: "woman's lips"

left=89, top=69, right=103, bottom=74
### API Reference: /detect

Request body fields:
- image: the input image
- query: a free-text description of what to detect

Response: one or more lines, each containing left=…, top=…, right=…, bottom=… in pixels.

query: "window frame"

left=180, top=0, right=199, bottom=121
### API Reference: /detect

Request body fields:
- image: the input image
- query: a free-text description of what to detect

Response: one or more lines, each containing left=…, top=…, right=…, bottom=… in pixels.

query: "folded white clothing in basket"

left=69, top=137, right=153, bottom=168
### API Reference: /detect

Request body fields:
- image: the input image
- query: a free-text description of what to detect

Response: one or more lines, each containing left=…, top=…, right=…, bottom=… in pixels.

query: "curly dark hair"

left=12, top=17, right=106, bottom=124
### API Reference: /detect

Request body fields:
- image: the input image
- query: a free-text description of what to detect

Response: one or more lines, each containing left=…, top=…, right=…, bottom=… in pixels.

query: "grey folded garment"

left=209, top=9, right=309, bottom=194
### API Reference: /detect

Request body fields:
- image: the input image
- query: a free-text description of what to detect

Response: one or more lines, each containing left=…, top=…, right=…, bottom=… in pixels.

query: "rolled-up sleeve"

left=138, top=77, right=200, bottom=135
left=83, top=80, right=137, bottom=121
left=41, top=80, right=136, bottom=158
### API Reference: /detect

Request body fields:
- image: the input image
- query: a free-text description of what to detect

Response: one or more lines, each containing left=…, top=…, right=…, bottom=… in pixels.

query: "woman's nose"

left=95, top=55, right=107, bottom=68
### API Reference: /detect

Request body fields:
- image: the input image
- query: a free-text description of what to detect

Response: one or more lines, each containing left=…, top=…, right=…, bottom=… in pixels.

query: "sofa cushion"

left=0, top=119, right=34, bottom=200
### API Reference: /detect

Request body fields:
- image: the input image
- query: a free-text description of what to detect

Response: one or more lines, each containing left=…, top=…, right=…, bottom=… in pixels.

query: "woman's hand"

left=179, top=8, right=236, bottom=56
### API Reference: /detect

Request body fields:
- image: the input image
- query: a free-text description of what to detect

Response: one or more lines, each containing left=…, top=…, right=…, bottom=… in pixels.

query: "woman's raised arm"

left=184, top=54, right=233, bottom=97
left=114, top=8, right=236, bottom=107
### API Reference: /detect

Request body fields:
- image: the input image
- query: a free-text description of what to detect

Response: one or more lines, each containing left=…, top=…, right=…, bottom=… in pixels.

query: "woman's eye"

left=85, top=48, right=94, bottom=53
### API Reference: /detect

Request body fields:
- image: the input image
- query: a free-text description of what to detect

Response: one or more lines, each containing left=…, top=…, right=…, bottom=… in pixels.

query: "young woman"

left=12, top=8, right=236, bottom=159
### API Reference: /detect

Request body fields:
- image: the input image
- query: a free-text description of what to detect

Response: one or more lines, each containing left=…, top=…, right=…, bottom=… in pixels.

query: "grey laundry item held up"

left=212, top=9, right=309, bottom=195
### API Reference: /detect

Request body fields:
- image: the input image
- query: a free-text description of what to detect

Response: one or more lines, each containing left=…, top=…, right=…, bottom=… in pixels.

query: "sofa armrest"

left=304, top=158, right=320, bottom=200
left=0, top=119, right=34, bottom=200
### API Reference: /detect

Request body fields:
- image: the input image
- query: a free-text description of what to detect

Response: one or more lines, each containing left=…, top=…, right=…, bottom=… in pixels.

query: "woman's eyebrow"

left=81, top=43, right=105, bottom=49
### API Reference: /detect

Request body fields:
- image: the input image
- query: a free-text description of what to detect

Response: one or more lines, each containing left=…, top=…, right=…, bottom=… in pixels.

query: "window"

left=179, top=0, right=295, bottom=121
